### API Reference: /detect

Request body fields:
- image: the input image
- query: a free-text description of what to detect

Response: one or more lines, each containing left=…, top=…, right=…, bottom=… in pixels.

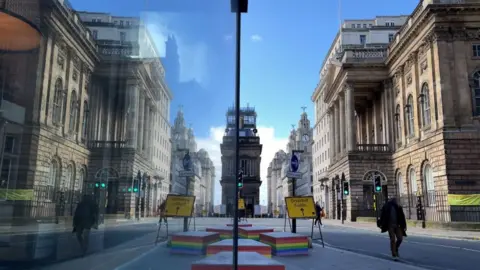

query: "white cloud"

left=197, top=126, right=288, bottom=205
left=224, top=34, right=233, bottom=41
left=143, top=12, right=210, bottom=86
left=250, top=34, right=263, bottom=42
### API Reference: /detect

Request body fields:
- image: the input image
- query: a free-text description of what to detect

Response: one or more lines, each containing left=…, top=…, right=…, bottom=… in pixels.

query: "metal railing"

left=88, top=140, right=127, bottom=148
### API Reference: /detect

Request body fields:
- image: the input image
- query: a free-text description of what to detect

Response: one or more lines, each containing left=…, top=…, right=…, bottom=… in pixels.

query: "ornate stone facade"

left=314, top=0, right=480, bottom=222
left=170, top=108, right=215, bottom=215
left=266, top=111, right=313, bottom=216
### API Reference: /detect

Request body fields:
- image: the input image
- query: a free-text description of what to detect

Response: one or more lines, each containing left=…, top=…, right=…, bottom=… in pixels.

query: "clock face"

left=302, top=134, right=309, bottom=142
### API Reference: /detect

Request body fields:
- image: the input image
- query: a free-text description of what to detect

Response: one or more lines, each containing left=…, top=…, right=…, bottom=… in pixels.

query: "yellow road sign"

left=285, top=196, right=316, bottom=218
left=238, top=198, right=245, bottom=210
left=164, top=194, right=195, bottom=217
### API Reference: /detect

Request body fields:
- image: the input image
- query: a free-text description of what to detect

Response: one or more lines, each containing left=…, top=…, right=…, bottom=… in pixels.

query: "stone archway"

left=94, top=167, right=120, bottom=215
left=361, top=170, right=388, bottom=218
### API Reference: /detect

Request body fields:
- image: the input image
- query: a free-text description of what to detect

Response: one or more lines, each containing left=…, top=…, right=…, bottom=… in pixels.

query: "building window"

left=395, top=104, right=401, bottom=141
left=369, top=24, right=373, bottom=27
left=351, top=24, right=355, bottom=28
left=406, top=95, right=415, bottom=137
left=360, top=35, right=366, bottom=46
left=66, top=163, right=75, bottom=192
left=386, top=22, right=395, bottom=26
left=420, top=83, right=431, bottom=127
left=82, top=101, right=89, bottom=141
left=47, top=159, right=60, bottom=201
left=357, top=24, right=361, bottom=28
left=397, top=172, right=404, bottom=195
left=52, top=79, right=65, bottom=126
left=363, top=24, right=367, bottom=28
left=92, top=30, right=98, bottom=39
left=388, top=34, right=394, bottom=42
left=423, top=164, right=435, bottom=206
left=120, top=32, right=126, bottom=42
left=120, top=20, right=124, bottom=26
left=69, top=91, right=78, bottom=134
left=472, top=71, right=480, bottom=116
left=472, top=44, right=480, bottom=57
left=409, top=168, right=417, bottom=194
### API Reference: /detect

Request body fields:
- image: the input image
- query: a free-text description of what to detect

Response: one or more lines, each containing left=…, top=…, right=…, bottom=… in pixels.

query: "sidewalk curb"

left=0, top=219, right=157, bottom=236
left=329, top=222, right=480, bottom=241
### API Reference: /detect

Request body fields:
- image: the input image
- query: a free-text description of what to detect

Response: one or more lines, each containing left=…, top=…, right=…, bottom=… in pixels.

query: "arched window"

left=47, top=159, right=60, bottom=201
left=395, top=104, right=401, bottom=141
left=69, top=91, right=78, bottom=133
left=420, top=84, right=431, bottom=127
left=82, top=101, right=89, bottom=141
left=473, top=71, right=480, bottom=116
left=397, top=172, right=404, bottom=195
left=65, top=163, right=75, bottom=191
left=77, top=167, right=86, bottom=194
left=409, top=167, right=417, bottom=194
left=52, top=79, right=64, bottom=125
left=423, top=164, right=435, bottom=206
left=406, top=95, right=415, bottom=137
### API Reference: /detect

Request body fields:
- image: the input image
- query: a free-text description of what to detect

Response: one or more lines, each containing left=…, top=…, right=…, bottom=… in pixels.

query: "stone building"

left=220, top=105, right=262, bottom=217
left=78, top=11, right=172, bottom=218
left=311, top=14, right=407, bottom=218
left=0, top=1, right=172, bottom=222
left=266, top=111, right=313, bottom=217
left=313, top=0, right=480, bottom=222
left=170, top=108, right=215, bottom=215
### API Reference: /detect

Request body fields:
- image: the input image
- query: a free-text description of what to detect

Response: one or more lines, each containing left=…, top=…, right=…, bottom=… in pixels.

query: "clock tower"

left=220, top=105, right=263, bottom=217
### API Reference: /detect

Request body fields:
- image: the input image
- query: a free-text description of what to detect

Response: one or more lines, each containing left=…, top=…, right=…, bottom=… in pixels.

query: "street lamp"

left=0, top=0, right=42, bottom=52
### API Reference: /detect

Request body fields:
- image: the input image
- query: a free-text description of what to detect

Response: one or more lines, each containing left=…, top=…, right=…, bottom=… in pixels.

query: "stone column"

left=142, top=98, right=149, bottom=151
left=137, top=93, right=144, bottom=150
left=339, top=94, right=345, bottom=154
left=334, top=101, right=340, bottom=156
left=328, top=109, right=335, bottom=161
left=126, top=83, right=139, bottom=148
left=345, top=84, right=355, bottom=151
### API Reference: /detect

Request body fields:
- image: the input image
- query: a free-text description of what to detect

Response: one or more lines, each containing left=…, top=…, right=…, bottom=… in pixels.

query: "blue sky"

left=71, top=0, right=419, bottom=204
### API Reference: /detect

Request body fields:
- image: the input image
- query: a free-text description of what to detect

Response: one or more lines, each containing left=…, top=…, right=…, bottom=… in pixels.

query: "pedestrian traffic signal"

left=343, top=181, right=349, bottom=196
left=95, top=182, right=107, bottom=189
left=132, top=179, right=139, bottom=192
left=374, top=176, right=382, bottom=192
left=237, top=171, right=243, bottom=188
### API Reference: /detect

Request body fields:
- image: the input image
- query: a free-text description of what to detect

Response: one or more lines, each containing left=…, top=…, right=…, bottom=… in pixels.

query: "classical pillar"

left=137, top=93, right=144, bottom=150
left=339, top=94, right=345, bottom=154
left=334, top=101, right=340, bottom=156
left=126, top=83, right=139, bottom=148
left=143, top=98, right=149, bottom=150
left=345, top=84, right=355, bottom=151
left=328, top=109, right=335, bottom=160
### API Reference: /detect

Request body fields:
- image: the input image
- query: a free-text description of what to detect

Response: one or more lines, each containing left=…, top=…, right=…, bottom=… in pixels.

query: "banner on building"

left=448, top=194, right=480, bottom=206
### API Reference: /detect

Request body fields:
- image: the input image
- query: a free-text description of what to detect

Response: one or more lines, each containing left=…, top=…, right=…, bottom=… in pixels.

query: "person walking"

left=378, top=197, right=407, bottom=261
left=314, top=201, right=324, bottom=227
left=73, top=194, right=99, bottom=255
left=158, top=199, right=167, bottom=225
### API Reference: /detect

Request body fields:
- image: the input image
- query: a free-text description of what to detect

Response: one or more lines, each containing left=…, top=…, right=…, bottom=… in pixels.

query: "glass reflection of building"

left=220, top=105, right=262, bottom=217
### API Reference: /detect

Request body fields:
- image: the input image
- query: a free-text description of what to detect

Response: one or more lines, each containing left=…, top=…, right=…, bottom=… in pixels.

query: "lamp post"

left=230, top=1, right=248, bottom=269
left=290, top=149, right=304, bottom=233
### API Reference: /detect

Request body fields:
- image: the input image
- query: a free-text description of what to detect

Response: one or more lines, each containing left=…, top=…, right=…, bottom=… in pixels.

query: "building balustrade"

left=355, top=144, right=390, bottom=152
left=88, top=140, right=128, bottom=149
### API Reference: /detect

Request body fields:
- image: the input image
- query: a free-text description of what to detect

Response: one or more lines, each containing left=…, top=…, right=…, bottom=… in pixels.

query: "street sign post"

left=287, top=150, right=303, bottom=233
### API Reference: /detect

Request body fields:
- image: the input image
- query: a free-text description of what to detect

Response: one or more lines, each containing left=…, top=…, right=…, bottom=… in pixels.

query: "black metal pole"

left=291, top=177, right=296, bottom=233
left=184, top=176, right=190, bottom=232
left=233, top=4, right=242, bottom=270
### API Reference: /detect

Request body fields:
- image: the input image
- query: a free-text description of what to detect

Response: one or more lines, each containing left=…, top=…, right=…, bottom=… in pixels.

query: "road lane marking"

left=114, top=242, right=167, bottom=270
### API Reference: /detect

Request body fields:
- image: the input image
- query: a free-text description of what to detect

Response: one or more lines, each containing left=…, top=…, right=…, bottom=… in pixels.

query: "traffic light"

left=374, top=175, right=382, bottom=192
left=343, top=181, right=350, bottom=196
left=132, top=179, right=139, bottom=193
left=95, top=182, right=107, bottom=189
left=237, top=171, right=243, bottom=188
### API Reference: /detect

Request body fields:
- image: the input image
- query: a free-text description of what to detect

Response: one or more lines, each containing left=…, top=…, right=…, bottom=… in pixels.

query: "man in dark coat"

left=73, top=194, right=99, bottom=255
left=314, top=201, right=323, bottom=227
left=378, top=197, right=407, bottom=260
left=158, top=200, right=167, bottom=225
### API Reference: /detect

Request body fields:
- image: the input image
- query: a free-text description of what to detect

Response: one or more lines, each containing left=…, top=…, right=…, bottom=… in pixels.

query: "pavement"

left=1, top=217, right=479, bottom=270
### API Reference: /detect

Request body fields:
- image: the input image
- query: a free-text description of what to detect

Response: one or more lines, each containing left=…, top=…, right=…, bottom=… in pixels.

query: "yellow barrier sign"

left=285, top=196, right=316, bottom=218
left=238, top=198, right=245, bottom=210
left=164, top=194, right=195, bottom=217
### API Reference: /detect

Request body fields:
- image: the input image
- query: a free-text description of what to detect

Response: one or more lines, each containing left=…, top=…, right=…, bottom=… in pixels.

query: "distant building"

left=220, top=105, right=262, bottom=217
left=170, top=108, right=215, bottom=215
left=266, top=111, right=313, bottom=216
